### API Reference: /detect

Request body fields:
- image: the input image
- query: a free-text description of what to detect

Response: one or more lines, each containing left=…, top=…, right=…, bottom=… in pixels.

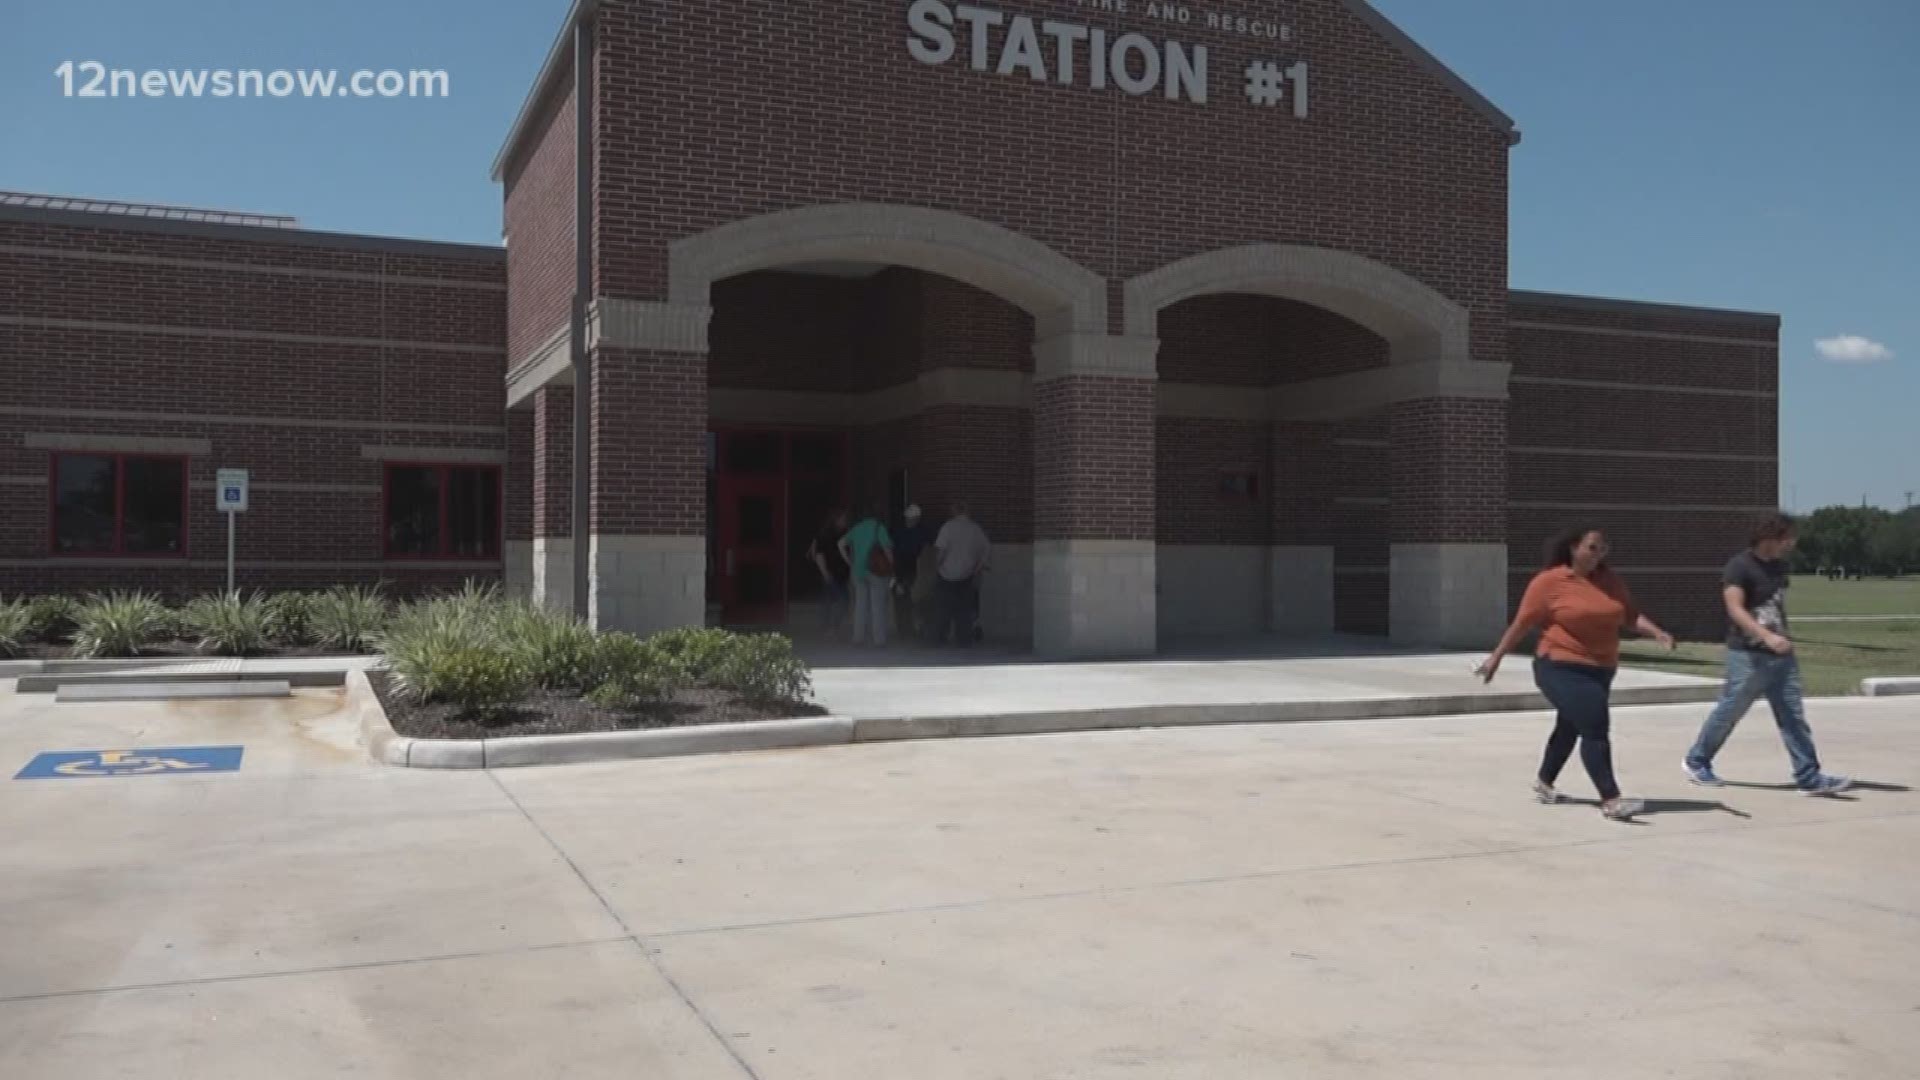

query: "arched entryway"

left=1128, top=244, right=1510, bottom=648
left=655, top=204, right=1145, bottom=657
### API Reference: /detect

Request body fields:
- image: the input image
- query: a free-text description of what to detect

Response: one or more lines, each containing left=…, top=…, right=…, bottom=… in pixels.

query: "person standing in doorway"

left=891, top=503, right=934, bottom=641
left=1683, top=513, right=1851, bottom=795
left=931, top=501, right=991, bottom=647
left=1477, top=525, right=1677, bottom=821
left=806, top=508, right=851, bottom=640
left=839, top=500, right=895, bottom=647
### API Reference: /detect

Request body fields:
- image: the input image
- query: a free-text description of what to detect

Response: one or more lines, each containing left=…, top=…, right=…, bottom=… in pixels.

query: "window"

left=383, top=464, right=501, bottom=559
left=50, top=453, right=188, bottom=556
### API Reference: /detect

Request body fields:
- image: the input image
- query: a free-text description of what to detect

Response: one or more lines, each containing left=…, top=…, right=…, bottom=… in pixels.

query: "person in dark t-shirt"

left=1683, top=512, right=1850, bottom=794
left=806, top=509, right=851, bottom=638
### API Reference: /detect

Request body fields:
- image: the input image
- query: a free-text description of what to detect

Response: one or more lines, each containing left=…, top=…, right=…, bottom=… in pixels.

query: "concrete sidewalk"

left=2, top=685, right=1914, bottom=1077
left=807, top=638, right=1722, bottom=722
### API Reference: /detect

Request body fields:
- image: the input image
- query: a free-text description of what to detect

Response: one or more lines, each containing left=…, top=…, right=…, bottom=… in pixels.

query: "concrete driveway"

left=1, top=684, right=1915, bottom=1078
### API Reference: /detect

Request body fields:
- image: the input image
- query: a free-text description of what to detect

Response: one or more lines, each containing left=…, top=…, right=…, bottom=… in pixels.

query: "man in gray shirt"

left=930, top=502, right=990, bottom=646
left=1682, top=512, right=1850, bottom=795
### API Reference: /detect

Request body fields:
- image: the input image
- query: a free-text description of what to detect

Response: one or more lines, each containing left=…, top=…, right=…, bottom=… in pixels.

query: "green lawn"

left=1788, top=574, right=1920, bottom=617
left=1621, top=619, right=1920, bottom=697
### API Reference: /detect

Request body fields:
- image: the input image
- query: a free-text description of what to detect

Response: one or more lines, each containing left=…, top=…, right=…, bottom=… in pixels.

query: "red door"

left=715, top=472, right=786, bottom=625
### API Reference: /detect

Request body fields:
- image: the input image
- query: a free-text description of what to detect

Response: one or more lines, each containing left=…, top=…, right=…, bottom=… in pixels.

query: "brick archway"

left=1123, top=244, right=1469, bottom=366
left=668, top=203, right=1107, bottom=338
left=1128, top=245, right=1506, bottom=649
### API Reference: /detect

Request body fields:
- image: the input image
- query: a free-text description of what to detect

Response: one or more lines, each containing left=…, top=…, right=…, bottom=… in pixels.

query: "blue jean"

left=821, top=578, right=849, bottom=633
left=1686, top=649, right=1823, bottom=787
left=1533, top=659, right=1621, bottom=801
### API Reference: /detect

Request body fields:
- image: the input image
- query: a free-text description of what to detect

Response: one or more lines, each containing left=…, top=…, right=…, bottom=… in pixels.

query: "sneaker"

left=1800, top=774, right=1852, bottom=797
left=1683, top=761, right=1725, bottom=787
left=1600, top=797, right=1644, bottom=821
left=1533, top=780, right=1563, bottom=804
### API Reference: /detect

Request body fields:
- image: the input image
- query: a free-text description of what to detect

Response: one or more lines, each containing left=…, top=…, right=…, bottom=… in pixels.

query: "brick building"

left=0, top=0, right=1779, bottom=657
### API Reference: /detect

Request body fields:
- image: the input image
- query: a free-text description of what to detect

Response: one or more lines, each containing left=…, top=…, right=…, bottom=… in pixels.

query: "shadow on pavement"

left=1719, top=780, right=1909, bottom=794
left=1558, top=796, right=1753, bottom=819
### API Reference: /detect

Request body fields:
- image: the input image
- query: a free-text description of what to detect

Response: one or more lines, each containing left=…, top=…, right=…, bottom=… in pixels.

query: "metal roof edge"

left=1509, top=289, right=1781, bottom=329
left=0, top=203, right=506, bottom=262
left=490, top=0, right=597, bottom=184
left=1338, top=0, right=1520, bottom=145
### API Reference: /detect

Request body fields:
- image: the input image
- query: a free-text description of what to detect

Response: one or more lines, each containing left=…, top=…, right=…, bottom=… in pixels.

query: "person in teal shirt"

left=837, top=500, right=895, bottom=646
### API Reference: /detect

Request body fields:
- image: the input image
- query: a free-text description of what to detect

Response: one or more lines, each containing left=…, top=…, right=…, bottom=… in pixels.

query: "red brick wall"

left=587, top=0, right=1511, bottom=367
left=1507, top=292, right=1779, bottom=639
left=0, top=211, right=507, bottom=599
left=1157, top=419, right=1268, bottom=545
left=1034, top=377, right=1156, bottom=542
left=502, top=77, right=579, bottom=365
left=532, top=387, right=573, bottom=539
left=589, top=346, right=705, bottom=536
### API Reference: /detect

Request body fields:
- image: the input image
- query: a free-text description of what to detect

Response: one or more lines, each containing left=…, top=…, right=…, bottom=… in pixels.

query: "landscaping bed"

left=369, top=669, right=824, bottom=740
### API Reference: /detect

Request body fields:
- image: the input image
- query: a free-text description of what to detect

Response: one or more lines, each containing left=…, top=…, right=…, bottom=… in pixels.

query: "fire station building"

left=0, top=0, right=1781, bottom=657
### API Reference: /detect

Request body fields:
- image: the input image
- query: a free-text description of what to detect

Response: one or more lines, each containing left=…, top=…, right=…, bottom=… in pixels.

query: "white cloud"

left=1815, top=334, right=1895, bottom=364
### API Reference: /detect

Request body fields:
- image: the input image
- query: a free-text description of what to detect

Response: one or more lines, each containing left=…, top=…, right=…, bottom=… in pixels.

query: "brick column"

left=1269, top=420, right=1340, bottom=635
left=1389, top=396, right=1508, bottom=647
left=504, top=408, right=535, bottom=600
left=586, top=300, right=711, bottom=634
left=1031, top=332, right=1158, bottom=658
left=531, top=386, right=573, bottom=611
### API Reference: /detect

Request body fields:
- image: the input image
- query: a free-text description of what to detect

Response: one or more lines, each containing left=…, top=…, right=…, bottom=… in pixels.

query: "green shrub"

left=646, top=626, right=740, bottom=683
left=0, top=600, right=31, bottom=658
left=711, top=632, right=812, bottom=705
left=430, top=647, right=532, bottom=719
left=309, top=585, right=390, bottom=653
left=585, top=631, right=689, bottom=708
left=69, top=591, right=173, bottom=658
left=264, top=591, right=316, bottom=647
left=23, top=596, right=78, bottom=642
left=497, top=603, right=599, bottom=690
left=378, top=593, right=501, bottom=699
left=183, top=591, right=276, bottom=656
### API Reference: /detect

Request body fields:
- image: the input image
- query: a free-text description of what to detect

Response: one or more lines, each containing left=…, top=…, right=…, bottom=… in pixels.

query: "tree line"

left=1790, top=504, right=1920, bottom=578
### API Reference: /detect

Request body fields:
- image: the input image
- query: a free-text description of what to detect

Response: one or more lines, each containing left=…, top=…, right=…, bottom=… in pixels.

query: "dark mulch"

left=368, top=669, right=827, bottom=741
left=18, top=640, right=363, bottom=661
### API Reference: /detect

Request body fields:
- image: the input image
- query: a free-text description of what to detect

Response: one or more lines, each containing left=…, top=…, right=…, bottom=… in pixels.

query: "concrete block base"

left=1269, top=545, right=1335, bottom=636
left=531, top=538, right=574, bottom=613
left=1389, top=542, right=1508, bottom=648
left=588, top=535, right=705, bottom=635
left=1033, top=540, right=1156, bottom=659
left=1158, top=545, right=1266, bottom=640
left=504, top=540, right=534, bottom=601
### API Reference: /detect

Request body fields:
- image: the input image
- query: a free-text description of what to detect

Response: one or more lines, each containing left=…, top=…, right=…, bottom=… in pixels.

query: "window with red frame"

left=50, top=453, right=189, bottom=556
left=383, top=464, right=501, bottom=559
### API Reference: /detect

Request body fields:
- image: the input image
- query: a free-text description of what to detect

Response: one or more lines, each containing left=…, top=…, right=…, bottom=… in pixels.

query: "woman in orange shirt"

left=1476, top=526, right=1676, bottom=821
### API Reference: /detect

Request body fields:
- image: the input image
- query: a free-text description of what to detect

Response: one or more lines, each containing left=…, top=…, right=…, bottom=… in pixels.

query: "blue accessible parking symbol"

left=15, top=746, right=244, bottom=780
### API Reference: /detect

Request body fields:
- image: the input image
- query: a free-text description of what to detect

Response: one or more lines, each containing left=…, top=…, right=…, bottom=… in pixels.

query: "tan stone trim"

left=23, top=432, right=211, bottom=455
left=1125, top=244, right=1470, bottom=365
left=360, top=445, right=506, bottom=464
left=1031, top=333, right=1160, bottom=383
left=668, top=203, right=1108, bottom=338
left=1157, top=383, right=1269, bottom=422
left=506, top=323, right=573, bottom=408
left=0, top=315, right=504, bottom=356
left=586, top=298, right=711, bottom=354
left=1509, top=320, right=1775, bottom=348
left=1274, top=360, right=1510, bottom=421
left=1510, top=445, right=1775, bottom=463
left=709, top=368, right=1032, bottom=426
left=0, top=243, right=506, bottom=291
left=1511, top=375, right=1775, bottom=399
left=0, top=405, right=503, bottom=436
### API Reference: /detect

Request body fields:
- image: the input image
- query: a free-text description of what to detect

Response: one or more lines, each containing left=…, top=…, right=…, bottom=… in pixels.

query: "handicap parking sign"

left=15, top=746, right=244, bottom=780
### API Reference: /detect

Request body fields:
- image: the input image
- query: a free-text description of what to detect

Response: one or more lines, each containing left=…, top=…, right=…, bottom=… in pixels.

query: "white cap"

left=904, top=503, right=922, bottom=520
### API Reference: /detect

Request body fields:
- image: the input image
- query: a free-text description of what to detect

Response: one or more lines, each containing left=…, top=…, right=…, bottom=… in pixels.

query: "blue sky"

left=4, top=0, right=1914, bottom=512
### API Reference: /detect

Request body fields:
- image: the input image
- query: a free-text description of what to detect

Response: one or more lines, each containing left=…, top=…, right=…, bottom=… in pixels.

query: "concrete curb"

left=850, top=684, right=1722, bottom=743
left=348, top=668, right=855, bottom=769
left=1860, top=677, right=1920, bottom=697
left=16, top=669, right=348, bottom=694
